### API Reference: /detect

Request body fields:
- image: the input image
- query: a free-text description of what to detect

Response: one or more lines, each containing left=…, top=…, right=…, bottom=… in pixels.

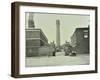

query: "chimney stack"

left=56, top=19, right=60, bottom=48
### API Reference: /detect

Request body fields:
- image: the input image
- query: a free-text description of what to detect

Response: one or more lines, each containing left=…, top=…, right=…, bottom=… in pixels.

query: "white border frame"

left=19, top=6, right=95, bottom=74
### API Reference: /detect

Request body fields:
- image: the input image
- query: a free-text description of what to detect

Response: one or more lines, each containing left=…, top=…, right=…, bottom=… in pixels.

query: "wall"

left=0, top=0, right=100, bottom=80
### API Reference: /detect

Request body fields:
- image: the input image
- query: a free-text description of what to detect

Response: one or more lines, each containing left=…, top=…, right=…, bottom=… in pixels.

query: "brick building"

left=25, top=13, right=49, bottom=57
left=26, top=29, right=49, bottom=57
left=71, top=27, right=89, bottom=54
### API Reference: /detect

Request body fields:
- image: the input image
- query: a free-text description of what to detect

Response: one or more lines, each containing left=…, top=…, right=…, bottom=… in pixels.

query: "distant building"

left=71, top=27, right=89, bottom=54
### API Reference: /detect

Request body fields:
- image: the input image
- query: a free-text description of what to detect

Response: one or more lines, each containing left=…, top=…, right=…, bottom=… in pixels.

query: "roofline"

left=26, top=28, right=48, bottom=41
left=71, top=27, right=89, bottom=38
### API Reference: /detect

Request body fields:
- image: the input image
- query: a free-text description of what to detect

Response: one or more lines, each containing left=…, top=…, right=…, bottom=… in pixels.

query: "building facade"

left=25, top=13, right=50, bottom=57
left=71, top=27, right=89, bottom=54
left=26, top=29, right=49, bottom=57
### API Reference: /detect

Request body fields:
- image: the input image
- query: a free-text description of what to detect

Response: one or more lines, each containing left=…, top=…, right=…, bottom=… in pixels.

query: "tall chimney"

left=56, top=19, right=60, bottom=48
left=28, top=13, right=35, bottom=28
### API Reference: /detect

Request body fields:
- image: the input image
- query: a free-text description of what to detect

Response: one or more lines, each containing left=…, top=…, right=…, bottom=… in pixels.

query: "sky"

left=26, top=12, right=90, bottom=45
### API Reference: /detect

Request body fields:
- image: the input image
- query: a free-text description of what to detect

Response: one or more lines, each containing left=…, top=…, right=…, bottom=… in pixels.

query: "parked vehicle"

left=69, top=51, right=77, bottom=56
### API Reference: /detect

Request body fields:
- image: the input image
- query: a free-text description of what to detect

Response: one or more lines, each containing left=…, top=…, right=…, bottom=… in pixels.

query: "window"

left=84, top=34, right=88, bottom=38
left=83, top=30, right=88, bottom=32
left=83, top=30, right=88, bottom=38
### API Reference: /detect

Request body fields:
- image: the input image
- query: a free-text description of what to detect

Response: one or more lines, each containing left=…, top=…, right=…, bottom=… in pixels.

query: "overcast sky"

left=26, top=12, right=90, bottom=45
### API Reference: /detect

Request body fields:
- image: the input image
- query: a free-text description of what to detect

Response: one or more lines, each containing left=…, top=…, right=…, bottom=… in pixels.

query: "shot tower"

left=56, top=19, right=60, bottom=50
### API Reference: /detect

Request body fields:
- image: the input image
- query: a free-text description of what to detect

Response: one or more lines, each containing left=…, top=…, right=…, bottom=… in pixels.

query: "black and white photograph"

left=25, top=12, right=90, bottom=67
left=11, top=2, right=97, bottom=78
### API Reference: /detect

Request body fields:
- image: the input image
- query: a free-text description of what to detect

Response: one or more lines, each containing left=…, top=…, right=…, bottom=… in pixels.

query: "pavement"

left=25, top=52, right=90, bottom=67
